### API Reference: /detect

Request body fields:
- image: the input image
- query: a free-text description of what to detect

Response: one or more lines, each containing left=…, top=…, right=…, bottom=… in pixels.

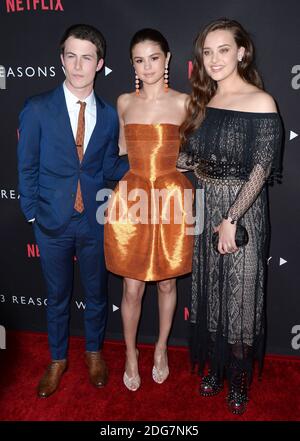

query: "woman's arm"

left=117, top=94, right=129, bottom=156
left=216, top=110, right=282, bottom=254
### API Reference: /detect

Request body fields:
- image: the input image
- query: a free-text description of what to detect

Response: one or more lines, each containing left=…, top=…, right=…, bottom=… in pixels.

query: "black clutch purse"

left=212, top=224, right=249, bottom=252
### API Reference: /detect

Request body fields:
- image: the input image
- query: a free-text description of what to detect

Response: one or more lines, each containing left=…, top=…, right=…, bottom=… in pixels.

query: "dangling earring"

left=164, top=65, right=169, bottom=92
left=135, top=72, right=140, bottom=95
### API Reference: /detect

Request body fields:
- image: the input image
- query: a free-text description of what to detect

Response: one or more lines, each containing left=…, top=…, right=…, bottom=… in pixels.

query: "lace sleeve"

left=176, top=133, right=200, bottom=170
left=177, top=152, right=197, bottom=170
left=227, top=164, right=268, bottom=221
left=227, top=115, right=282, bottom=221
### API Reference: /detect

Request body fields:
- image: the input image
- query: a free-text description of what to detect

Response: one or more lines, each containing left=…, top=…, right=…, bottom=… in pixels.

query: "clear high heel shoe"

left=123, top=349, right=141, bottom=391
left=152, top=345, right=169, bottom=384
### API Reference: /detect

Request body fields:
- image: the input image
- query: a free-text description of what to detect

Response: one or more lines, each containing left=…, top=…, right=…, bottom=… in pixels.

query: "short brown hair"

left=60, top=24, right=106, bottom=61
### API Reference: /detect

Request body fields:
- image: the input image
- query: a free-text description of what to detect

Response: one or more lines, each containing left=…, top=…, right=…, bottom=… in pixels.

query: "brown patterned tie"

left=74, top=101, right=86, bottom=213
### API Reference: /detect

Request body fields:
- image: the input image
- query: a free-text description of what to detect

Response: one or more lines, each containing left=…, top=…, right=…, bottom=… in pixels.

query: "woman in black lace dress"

left=178, top=18, right=282, bottom=414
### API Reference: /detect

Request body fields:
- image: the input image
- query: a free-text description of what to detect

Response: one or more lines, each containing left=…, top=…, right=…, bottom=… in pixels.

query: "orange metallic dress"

left=104, top=124, right=194, bottom=281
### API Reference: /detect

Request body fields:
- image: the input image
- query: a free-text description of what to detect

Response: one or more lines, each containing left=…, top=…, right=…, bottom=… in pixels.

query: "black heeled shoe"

left=227, top=371, right=249, bottom=415
left=200, top=371, right=223, bottom=397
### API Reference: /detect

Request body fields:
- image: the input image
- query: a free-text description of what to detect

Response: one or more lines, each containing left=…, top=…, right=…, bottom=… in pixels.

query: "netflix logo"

left=188, top=61, right=192, bottom=79
left=6, top=0, right=64, bottom=12
left=184, top=307, right=189, bottom=321
left=27, top=243, right=40, bottom=258
left=27, top=243, right=77, bottom=260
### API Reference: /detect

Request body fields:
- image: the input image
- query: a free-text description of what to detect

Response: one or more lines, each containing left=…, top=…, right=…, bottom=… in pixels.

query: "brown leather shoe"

left=37, top=360, right=67, bottom=398
left=85, top=351, right=108, bottom=388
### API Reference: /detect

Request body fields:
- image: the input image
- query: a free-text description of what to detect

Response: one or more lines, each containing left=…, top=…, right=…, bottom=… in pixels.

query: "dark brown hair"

left=180, top=18, right=263, bottom=145
left=60, top=24, right=106, bottom=61
left=129, top=28, right=170, bottom=59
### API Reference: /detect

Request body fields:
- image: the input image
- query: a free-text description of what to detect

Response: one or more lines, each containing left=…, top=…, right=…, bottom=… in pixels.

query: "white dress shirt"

left=63, top=81, right=97, bottom=153
left=28, top=83, right=97, bottom=222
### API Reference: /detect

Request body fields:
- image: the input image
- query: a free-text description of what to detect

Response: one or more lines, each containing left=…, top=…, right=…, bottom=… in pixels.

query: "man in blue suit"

left=18, top=24, right=128, bottom=398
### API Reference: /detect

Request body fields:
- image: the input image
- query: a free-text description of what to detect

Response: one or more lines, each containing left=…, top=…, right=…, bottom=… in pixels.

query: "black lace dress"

left=177, top=108, right=282, bottom=383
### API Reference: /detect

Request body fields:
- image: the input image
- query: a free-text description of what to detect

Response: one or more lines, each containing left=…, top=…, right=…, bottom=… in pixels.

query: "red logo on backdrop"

left=6, top=0, right=64, bottom=12
left=188, top=61, right=193, bottom=79
left=27, top=243, right=77, bottom=260
left=27, top=244, right=40, bottom=257
left=184, top=307, right=189, bottom=320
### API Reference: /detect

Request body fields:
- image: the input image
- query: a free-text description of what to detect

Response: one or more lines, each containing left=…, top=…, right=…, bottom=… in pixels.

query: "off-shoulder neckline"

left=206, top=107, right=279, bottom=117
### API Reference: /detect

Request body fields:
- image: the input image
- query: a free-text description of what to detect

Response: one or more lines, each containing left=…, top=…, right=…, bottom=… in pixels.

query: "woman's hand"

left=214, top=218, right=238, bottom=255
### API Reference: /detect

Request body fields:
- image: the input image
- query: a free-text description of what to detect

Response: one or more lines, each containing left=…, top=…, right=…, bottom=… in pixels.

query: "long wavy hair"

left=180, top=18, right=263, bottom=145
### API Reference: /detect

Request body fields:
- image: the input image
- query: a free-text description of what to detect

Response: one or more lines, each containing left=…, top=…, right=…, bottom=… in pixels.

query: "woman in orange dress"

left=104, top=29, right=194, bottom=391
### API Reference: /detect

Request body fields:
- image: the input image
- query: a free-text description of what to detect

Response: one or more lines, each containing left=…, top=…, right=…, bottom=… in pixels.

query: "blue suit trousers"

left=34, top=211, right=107, bottom=360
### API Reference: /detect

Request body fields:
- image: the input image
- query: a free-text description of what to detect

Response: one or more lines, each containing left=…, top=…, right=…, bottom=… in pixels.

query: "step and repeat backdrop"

left=0, top=0, right=299, bottom=355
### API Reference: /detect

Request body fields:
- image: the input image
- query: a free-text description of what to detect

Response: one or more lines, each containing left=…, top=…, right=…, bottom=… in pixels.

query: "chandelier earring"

left=135, top=72, right=140, bottom=95
left=164, top=65, right=169, bottom=92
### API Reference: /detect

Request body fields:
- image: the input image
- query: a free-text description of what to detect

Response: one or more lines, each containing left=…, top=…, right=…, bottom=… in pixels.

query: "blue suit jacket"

left=18, top=85, right=128, bottom=236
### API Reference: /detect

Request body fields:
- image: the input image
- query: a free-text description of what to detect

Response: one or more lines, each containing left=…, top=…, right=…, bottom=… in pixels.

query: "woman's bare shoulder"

left=251, top=90, right=277, bottom=112
left=117, top=92, right=134, bottom=106
left=243, top=88, right=277, bottom=113
left=169, top=90, right=190, bottom=109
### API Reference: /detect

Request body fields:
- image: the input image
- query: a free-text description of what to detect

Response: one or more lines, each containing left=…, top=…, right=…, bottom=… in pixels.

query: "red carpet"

left=0, top=331, right=299, bottom=421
